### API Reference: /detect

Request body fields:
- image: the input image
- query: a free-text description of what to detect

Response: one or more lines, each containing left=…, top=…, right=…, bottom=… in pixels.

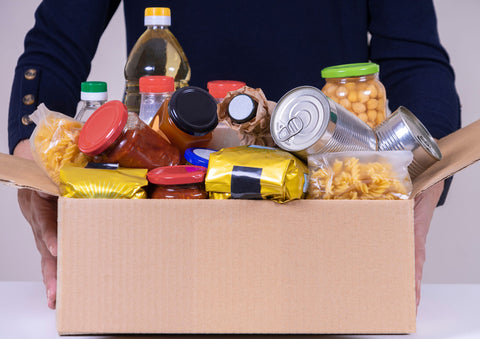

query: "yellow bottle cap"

left=145, top=7, right=171, bottom=17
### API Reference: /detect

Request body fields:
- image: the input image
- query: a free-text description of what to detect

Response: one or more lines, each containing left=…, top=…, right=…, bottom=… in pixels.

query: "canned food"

left=374, top=106, right=442, bottom=179
left=270, top=86, right=377, bottom=160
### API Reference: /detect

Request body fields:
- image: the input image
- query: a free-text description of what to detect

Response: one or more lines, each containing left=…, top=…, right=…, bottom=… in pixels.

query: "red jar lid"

left=139, top=75, right=175, bottom=93
left=78, top=100, right=128, bottom=156
left=147, top=165, right=206, bottom=185
left=207, top=80, right=246, bottom=99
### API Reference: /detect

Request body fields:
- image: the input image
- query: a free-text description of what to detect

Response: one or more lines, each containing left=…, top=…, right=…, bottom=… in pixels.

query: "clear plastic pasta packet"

left=29, top=103, right=90, bottom=185
left=307, top=151, right=413, bottom=200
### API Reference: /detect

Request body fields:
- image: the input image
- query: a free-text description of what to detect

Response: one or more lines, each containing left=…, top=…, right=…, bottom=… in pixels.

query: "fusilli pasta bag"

left=29, top=103, right=90, bottom=185
left=307, top=151, right=413, bottom=200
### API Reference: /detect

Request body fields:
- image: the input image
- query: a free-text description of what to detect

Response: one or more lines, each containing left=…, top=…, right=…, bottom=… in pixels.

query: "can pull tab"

left=277, top=117, right=304, bottom=142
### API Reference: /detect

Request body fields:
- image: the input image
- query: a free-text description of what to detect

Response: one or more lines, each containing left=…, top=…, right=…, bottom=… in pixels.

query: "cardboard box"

left=1, top=120, right=480, bottom=335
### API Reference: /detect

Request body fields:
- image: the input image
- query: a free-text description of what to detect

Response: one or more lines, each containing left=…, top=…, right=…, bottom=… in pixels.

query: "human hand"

left=414, top=180, right=444, bottom=311
left=14, top=139, right=58, bottom=309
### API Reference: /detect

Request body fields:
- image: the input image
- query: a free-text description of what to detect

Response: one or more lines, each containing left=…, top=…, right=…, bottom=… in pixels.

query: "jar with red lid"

left=147, top=165, right=207, bottom=199
left=78, top=100, right=180, bottom=169
left=149, top=86, right=218, bottom=155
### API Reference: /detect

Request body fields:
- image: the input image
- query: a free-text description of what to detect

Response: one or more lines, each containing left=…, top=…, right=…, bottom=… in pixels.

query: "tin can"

left=374, top=106, right=442, bottom=179
left=270, top=86, right=377, bottom=160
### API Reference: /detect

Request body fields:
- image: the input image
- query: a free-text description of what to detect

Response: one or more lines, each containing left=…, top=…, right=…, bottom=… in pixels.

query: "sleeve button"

left=21, top=114, right=33, bottom=125
left=22, top=94, right=35, bottom=105
left=24, top=69, right=37, bottom=80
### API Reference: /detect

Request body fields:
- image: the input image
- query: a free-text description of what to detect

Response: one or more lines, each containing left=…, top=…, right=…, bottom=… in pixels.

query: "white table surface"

left=1, top=282, right=479, bottom=339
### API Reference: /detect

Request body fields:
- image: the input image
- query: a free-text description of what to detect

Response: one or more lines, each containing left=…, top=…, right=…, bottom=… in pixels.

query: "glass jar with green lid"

left=321, top=62, right=387, bottom=128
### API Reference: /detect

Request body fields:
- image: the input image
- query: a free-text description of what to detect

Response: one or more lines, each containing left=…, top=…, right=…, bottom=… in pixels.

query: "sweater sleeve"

left=368, top=0, right=461, bottom=205
left=368, top=0, right=461, bottom=137
left=8, top=0, right=121, bottom=154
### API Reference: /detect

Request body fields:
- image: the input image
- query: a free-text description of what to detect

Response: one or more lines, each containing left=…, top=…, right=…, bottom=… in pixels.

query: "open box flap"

left=412, top=119, right=480, bottom=197
left=0, top=153, right=59, bottom=196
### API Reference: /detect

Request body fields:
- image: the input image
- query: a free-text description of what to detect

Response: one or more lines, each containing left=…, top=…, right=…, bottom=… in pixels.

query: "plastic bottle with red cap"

left=78, top=100, right=180, bottom=169
left=206, top=80, right=246, bottom=149
left=147, top=165, right=207, bottom=199
left=138, top=75, right=174, bottom=125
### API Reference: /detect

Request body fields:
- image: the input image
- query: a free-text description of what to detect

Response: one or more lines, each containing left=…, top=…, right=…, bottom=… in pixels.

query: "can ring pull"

left=277, top=116, right=304, bottom=142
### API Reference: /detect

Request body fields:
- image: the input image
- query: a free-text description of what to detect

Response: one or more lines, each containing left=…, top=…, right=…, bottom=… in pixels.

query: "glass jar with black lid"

left=150, top=86, right=218, bottom=155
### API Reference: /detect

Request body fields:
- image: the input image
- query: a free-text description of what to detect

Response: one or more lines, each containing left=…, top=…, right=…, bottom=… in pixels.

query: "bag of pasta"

left=29, top=103, right=90, bottom=185
left=307, top=151, right=413, bottom=200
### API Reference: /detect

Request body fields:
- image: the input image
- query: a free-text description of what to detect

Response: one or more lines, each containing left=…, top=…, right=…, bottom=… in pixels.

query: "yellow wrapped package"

left=59, top=166, right=148, bottom=199
left=205, top=145, right=308, bottom=203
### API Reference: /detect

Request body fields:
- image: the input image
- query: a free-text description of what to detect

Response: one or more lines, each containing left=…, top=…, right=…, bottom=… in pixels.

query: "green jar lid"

left=321, top=63, right=379, bottom=78
left=81, top=81, right=107, bottom=93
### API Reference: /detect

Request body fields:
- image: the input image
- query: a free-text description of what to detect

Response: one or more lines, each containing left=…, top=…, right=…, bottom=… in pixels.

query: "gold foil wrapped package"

left=59, top=166, right=148, bottom=199
left=205, top=145, right=308, bottom=203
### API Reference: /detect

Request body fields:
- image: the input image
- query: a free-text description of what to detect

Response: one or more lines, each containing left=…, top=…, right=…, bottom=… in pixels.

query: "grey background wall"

left=0, top=0, right=479, bottom=282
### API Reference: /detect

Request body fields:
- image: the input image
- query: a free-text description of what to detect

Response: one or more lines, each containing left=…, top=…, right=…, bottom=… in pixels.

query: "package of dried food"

left=205, top=145, right=308, bottom=203
left=307, top=151, right=413, bottom=200
left=59, top=166, right=148, bottom=199
left=29, top=104, right=90, bottom=185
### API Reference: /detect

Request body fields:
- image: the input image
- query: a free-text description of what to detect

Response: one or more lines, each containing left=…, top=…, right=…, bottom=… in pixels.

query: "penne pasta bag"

left=307, top=151, right=413, bottom=200
left=29, top=103, right=90, bottom=185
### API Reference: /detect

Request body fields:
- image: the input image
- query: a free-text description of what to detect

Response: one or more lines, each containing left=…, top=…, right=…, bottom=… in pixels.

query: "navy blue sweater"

left=8, top=0, right=460, bottom=201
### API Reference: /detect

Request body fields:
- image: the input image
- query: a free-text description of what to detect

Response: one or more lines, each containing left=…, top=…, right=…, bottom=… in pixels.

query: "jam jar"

left=321, top=62, right=387, bottom=128
left=147, top=165, right=207, bottom=199
left=78, top=100, right=180, bottom=169
left=149, top=86, right=218, bottom=155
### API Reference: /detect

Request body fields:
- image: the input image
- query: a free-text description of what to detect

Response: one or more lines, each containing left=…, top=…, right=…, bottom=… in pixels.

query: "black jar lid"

left=168, top=86, right=218, bottom=136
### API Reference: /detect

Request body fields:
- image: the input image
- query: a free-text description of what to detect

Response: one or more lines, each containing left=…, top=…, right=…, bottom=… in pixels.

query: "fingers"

left=18, top=189, right=58, bottom=256
left=17, top=188, right=58, bottom=308
left=42, top=253, right=57, bottom=309
left=415, top=243, right=426, bottom=309
left=40, top=217, right=58, bottom=257
left=413, top=181, right=445, bottom=310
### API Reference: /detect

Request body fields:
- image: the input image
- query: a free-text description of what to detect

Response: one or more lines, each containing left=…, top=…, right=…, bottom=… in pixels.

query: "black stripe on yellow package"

left=59, top=166, right=148, bottom=199
left=205, top=145, right=308, bottom=203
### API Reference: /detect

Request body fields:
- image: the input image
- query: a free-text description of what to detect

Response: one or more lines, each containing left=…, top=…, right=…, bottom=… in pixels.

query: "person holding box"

left=9, top=0, right=460, bottom=310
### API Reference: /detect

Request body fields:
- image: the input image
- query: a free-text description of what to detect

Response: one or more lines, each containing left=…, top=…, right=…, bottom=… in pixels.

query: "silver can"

left=270, top=86, right=377, bottom=160
left=375, top=106, right=442, bottom=179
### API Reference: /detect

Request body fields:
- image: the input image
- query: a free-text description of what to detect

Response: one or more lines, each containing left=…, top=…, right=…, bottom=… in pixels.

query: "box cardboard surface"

left=1, top=119, right=480, bottom=334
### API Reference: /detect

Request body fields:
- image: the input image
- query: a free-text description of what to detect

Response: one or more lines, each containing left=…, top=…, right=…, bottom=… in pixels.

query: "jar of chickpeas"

left=321, top=63, right=386, bottom=128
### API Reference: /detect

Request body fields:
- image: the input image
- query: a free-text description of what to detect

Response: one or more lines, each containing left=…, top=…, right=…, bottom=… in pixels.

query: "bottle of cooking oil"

left=123, top=7, right=191, bottom=114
